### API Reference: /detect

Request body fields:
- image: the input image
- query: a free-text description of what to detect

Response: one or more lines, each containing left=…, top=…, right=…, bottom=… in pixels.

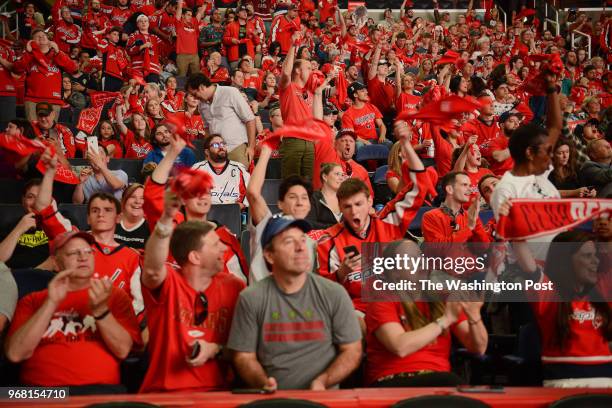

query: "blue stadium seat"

left=240, top=230, right=250, bottom=264
left=68, top=159, right=144, bottom=184
left=262, top=179, right=281, bottom=204
left=355, top=144, right=390, bottom=163
left=58, top=204, right=89, bottom=231
left=373, top=165, right=389, bottom=185
left=209, top=203, right=242, bottom=237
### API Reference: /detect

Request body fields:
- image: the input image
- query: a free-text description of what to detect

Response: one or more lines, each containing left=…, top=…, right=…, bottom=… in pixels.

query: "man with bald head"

left=580, top=138, right=612, bottom=195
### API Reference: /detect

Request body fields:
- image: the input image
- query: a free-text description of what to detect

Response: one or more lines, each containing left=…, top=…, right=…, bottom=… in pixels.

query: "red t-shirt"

left=122, top=129, right=153, bottom=159
left=279, top=82, right=313, bottom=126
left=466, top=167, right=493, bottom=202
left=396, top=92, right=421, bottom=115
left=8, top=287, right=141, bottom=386
left=367, top=76, right=394, bottom=115
left=365, top=301, right=466, bottom=385
left=341, top=103, right=382, bottom=141
left=140, top=266, right=245, bottom=392
left=481, top=135, right=513, bottom=176
left=175, top=17, right=199, bottom=55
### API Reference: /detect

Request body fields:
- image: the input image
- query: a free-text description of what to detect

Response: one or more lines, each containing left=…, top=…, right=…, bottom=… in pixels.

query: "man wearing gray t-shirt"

left=227, top=215, right=362, bottom=390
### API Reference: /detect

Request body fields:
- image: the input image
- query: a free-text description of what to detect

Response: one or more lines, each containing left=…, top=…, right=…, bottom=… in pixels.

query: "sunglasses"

left=210, top=142, right=227, bottom=149
left=194, top=293, right=209, bottom=326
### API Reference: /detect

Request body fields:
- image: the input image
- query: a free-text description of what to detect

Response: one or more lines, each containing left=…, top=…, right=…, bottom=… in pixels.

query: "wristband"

left=434, top=317, right=448, bottom=332
left=154, top=221, right=173, bottom=238
left=468, top=318, right=482, bottom=326
left=94, top=309, right=111, bottom=321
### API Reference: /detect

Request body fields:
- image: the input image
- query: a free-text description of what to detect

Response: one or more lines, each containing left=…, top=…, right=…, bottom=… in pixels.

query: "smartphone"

left=457, top=385, right=504, bottom=394
left=232, top=389, right=275, bottom=395
left=190, top=342, right=201, bottom=360
left=87, top=136, right=99, bottom=154
left=344, top=245, right=359, bottom=257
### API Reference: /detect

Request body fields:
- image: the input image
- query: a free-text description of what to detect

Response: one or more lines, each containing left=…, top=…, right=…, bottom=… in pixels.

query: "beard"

left=157, top=140, right=170, bottom=147
left=210, top=150, right=227, bottom=162
left=503, top=127, right=515, bottom=137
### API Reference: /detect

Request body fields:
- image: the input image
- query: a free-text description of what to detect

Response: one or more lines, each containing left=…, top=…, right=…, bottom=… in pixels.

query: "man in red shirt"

left=462, top=95, right=500, bottom=153
left=223, top=5, right=260, bottom=70
left=311, top=128, right=374, bottom=198
left=367, top=43, right=395, bottom=120
left=175, top=0, right=206, bottom=77
left=34, top=151, right=145, bottom=318
left=0, top=38, right=17, bottom=127
left=482, top=111, right=519, bottom=177
left=278, top=31, right=315, bottom=179
left=6, top=230, right=141, bottom=392
left=149, top=0, right=177, bottom=61
left=422, top=171, right=492, bottom=279
left=270, top=4, right=300, bottom=56
left=31, top=102, right=79, bottom=160
left=53, top=6, right=83, bottom=54
left=126, top=14, right=164, bottom=83
left=12, top=29, right=78, bottom=121
left=317, top=122, right=430, bottom=317
left=341, top=82, right=387, bottom=147
left=140, top=193, right=245, bottom=392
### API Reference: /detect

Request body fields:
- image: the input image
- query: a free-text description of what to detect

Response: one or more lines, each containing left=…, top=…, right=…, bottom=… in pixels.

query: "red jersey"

left=279, top=82, right=313, bottom=126
left=365, top=301, right=467, bottom=385
left=367, top=77, right=395, bottom=115
left=53, top=21, right=83, bottom=54
left=341, top=103, right=382, bottom=141
left=482, top=135, right=513, bottom=176
left=8, top=287, right=141, bottom=386
left=140, top=266, right=244, bottom=392
left=317, top=166, right=430, bottom=312
left=81, top=10, right=111, bottom=50
left=0, top=42, right=16, bottom=97
left=12, top=49, right=78, bottom=105
left=462, top=118, right=500, bottom=151
left=170, top=111, right=205, bottom=142
left=142, top=178, right=249, bottom=282
left=149, top=10, right=177, bottom=43
left=110, top=6, right=134, bottom=28
left=175, top=17, right=200, bottom=55
left=126, top=32, right=164, bottom=76
left=98, top=40, right=130, bottom=81
left=319, top=0, right=338, bottom=23
left=122, top=129, right=153, bottom=159
left=247, top=0, right=274, bottom=22
left=99, top=138, right=124, bottom=158
left=202, top=65, right=230, bottom=84
left=37, top=202, right=145, bottom=316
left=270, top=15, right=301, bottom=54
left=395, top=92, right=421, bottom=115
left=32, top=122, right=79, bottom=159
left=533, top=299, right=612, bottom=366
left=466, top=168, right=493, bottom=202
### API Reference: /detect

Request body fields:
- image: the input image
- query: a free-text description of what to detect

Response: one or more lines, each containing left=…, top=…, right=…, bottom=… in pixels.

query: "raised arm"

left=34, top=149, right=57, bottom=212
left=246, top=145, right=272, bottom=226
left=395, top=59, right=403, bottom=99
left=368, top=42, right=382, bottom=81
left=175, top=0, right=183, bottom=21
left=280, top=32, right=300, bottom=90
left=452, top=134, right=477, bottom=172
left=115, top=104, right=129, bottom=135
left=545, top=76, right=563, bottom=148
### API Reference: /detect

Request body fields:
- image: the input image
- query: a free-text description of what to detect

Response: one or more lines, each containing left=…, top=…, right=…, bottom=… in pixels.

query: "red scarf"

left=497, top=199, right=612, bottom=240
left=30, top=41, right=51, bottom=74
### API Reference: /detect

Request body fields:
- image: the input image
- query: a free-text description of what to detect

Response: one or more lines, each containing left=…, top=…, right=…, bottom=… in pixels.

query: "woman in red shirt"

left=256, top=71, right=279, bottom=109
left=96, top=119, right=124, bottom=158
left=518, top=231, right=612, bottom=387
left=116, top=108, right=153, bottom=159
left=145, top=98, right=165, bottom=129
left=365, top=240, right=488, bottom=387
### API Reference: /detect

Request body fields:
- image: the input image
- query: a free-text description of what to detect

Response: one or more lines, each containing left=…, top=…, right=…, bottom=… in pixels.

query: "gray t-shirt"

left=82, top=170, right=128, bottom=201
left=227, top=273, right=362, bottom=389
left=0, top=262, right=18, bottom=321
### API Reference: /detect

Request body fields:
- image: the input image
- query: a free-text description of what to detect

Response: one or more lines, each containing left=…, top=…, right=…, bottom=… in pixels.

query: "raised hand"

left=48, top=269, right=74, bottom=305
left=88, top=277, right=112, bottom=317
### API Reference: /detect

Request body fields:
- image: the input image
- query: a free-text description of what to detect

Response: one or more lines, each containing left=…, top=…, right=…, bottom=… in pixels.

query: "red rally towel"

left=497, top=199, right=612, bottom=240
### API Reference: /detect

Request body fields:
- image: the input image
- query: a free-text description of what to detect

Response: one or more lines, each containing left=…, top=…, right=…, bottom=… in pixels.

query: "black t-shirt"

left=0, top=225, right=50, bottom=270
left=238, top=22, right=248, bottom=57
left=114, top=219, right=150, bottom=251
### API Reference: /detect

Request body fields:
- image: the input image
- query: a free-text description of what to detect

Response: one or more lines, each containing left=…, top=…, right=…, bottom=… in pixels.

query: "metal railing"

left=0, top=0, right=17, bottom=39
left=544, top=2, right=560, bottom=36
left=571, top=29, right=592, bottom=59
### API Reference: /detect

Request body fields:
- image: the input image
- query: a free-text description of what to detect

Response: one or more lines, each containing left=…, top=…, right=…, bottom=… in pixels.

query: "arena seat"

left=262, top=179, right=282, bottom=204
left=266, top=158, right=282, bottom=179
left=0, top=179, right=26, bottom=203
left=209, top=203, right=241, bottom=237
left=240, top=230, right=250, bottom=263
left=355, top=144, right=390, bottom=164
left=240, top=398, right=326, bottom=407
left=0, top=204, right=25, bottom=228
left=549, top=394, right=612, bottom=408
left=373, top=165, right=389, bottom=184
left=68, top=159, right=144, bottom=183
left=192, top=139, right=205, bottom=162
left=390, top=395, right=491, bottom=408
left=58, top=203, right=90, bottom=231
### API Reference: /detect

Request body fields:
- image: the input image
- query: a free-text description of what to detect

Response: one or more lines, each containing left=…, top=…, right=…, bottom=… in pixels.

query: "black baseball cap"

left=499, top=111, right=522, bottom=123
left=261, top=215, right=312, bottom=249
left=347, top=82, right=366, bottom=100
left=36, top=102, right=53, bottom=117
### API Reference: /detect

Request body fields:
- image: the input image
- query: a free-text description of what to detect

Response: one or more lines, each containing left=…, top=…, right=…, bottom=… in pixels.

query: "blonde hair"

left=388, top=142, right=403, bottom=177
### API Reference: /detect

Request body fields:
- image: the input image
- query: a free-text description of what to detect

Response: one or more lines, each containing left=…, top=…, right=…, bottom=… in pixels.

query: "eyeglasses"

left=210, top=142, right=226, bottom=149
left=64, top=248, right=94, bottom=258
left=194, top=293, right=209, bottom=326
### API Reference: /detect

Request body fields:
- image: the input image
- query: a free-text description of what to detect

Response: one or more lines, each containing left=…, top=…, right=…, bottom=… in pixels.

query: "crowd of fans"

left=0, top=0, right=611, bottom=396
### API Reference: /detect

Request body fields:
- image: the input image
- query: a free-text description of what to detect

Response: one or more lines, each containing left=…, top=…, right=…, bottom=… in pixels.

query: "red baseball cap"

left=50, top=231, right=95, bottom=255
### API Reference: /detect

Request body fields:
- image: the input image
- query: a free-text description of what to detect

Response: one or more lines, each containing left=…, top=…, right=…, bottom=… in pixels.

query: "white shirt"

left=198, top=86, right=255, bottom=151
left=192, top=160, right=250, bottom=206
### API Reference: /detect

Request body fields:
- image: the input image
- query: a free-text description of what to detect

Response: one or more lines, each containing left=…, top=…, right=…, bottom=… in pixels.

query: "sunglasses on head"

left=194, top=293, right=209, bottom=326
